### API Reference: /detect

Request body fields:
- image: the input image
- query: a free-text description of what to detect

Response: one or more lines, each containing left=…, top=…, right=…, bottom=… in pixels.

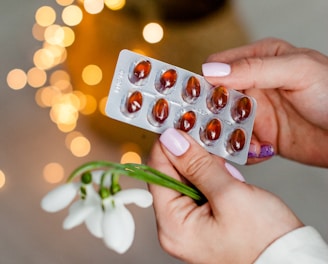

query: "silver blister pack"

left=105, top=49, right=257, bottom=164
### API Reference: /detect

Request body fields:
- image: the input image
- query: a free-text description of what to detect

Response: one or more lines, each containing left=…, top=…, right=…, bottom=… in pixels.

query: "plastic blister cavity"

left=105, top=50, right=257, bottom=164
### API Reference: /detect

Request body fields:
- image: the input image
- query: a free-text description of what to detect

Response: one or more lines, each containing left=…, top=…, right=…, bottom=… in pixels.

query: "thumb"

left=202, top=54, right=304, bottom=91
left=159, top=128, right=245, bottom=200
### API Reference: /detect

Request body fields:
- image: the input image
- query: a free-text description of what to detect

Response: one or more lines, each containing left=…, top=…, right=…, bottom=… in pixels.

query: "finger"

left=247, top=135, right=275, bottom=165
left=205, top=38, right=295, bottom=64
left=158, top=128, right=241, bottom=202
left=147, top=139, right=184, bottom=209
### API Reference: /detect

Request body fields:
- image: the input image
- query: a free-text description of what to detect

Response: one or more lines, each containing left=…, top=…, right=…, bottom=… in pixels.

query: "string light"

left=82, top=64, right=103, bottom=86
left=142, top=22, right=164, bottom=44
left=8, top=2, right=167, bottom=163
left=7, top=69, right=27, bottom=90
left=0, top=170, right=6, bottom=189
left=43, top=163, right=65, bottom=184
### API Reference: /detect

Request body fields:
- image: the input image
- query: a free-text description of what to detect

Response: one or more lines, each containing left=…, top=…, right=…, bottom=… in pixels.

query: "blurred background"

left=0, top=0, right=327, bottom=263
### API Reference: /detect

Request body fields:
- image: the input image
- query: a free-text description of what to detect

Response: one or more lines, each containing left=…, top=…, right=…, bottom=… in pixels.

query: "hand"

left=147, top=128, right=303, bottom=264
left=202, top=38, right=328, bottom=167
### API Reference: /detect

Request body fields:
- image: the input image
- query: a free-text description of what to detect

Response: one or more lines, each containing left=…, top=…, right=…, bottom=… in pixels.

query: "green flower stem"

left=67, top=161, right=204, bottom=201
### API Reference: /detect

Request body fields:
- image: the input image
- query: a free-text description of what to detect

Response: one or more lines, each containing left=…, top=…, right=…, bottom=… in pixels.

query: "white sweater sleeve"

left=255, top=226, right=328, bottom=264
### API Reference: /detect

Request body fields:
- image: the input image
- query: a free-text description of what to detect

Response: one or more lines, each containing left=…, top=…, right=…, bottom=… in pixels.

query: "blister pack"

left=105, top=50, right=257, bottom=164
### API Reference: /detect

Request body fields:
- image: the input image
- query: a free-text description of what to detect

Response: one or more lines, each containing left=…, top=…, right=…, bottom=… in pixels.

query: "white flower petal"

left=85, top=205, right=104, bottom=238
left=63, top=201, right=94, bottom=230
left=114, top=189, right=153, bottom=208
left=102, top=204, right=135, bottom=254
left=91, top=170, right=111, bottom=186
left=41, top=182, right=80, bottom=213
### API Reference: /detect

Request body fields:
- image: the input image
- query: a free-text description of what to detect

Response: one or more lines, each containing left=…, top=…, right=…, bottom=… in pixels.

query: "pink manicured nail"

left=160, top=128, right=190, bottom=156
left=202, top=62, right=231, bottom=77
left=224, top=162, right=245, bottom=182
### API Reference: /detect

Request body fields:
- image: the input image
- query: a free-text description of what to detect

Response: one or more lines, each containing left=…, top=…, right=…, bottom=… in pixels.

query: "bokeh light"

left=27, top=67, right=47, bottom=88
left=61, top=26, right=75, bottom=47
left=56, top=0, right=75, bottom=6
left=65, top=131, right=83, bottom=149
left=142, top=22, right=164, bottom=44
left=32, top=23, right=46, bottom=41
left=43, top=162, right=65, bottom=184
left=105, top=0, right=126, bottom=11
left=84, top=0, right=105, bottom=14
left=62, top=5, right=83, bottom=26
left=44, top=24, right=65, bottom=46
left=82, top=64, right=103, bottom=85
left=0, top=170, right=6, bottom=189
left=7, top=69, right=27, bottom=90
left=79, top=94, right=97, bottom=115
left=99, top=96, right=108, bottom=115
left=120, top=151, right=142, bottom=164
left=35, top=6, right=56, bottom=27
left=70, top=136, right=91, bottom=157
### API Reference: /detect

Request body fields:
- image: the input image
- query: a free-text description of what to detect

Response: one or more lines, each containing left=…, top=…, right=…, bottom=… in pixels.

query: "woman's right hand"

left=202, top=38, right=328, bottom=167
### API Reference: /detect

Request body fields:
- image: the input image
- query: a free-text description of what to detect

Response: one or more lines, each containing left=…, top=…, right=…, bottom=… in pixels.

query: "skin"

left=148, top=131, right=303, bottom=264
left=147, top=38, right=328, bottom=263
left=204, top=38, right=328, bottom=167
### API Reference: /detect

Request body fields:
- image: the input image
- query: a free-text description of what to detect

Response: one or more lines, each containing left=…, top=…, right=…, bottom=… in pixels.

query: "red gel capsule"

left=229, top=128, right=246, bottom=152
left=177, top=111, right=196, bottom=132
left=159, top=69, right=177, bottom=90
left=133, top=60, right=151, bottom=80
left=204, top=119, right=221, bottom=141
left=126, top=91, right=143, bottom=113
left=152, top=98, right=169, bottom=124
left=207, top=86, right=229, bottom=113
left=232, top=97, right=252, bottom=122
left=182, top=76, right=201, bottom=103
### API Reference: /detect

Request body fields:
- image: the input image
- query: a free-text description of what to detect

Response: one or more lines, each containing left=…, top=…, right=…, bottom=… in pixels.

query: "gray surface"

left=0, top=1, right=327, bottom=263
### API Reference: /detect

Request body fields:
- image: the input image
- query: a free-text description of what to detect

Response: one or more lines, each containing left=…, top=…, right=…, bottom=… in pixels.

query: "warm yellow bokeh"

left=27, top=67, right=47, bottom=88
left=79, top=94, right=97, bottom=115
left=61, top=26, right=75, bottom=47
left=105, top=0, right=126, bottom=11
left=0, top=170, right=6, bottom=189
left=70, top=136, right=91, bottom=157
left=32, top=23, right=46, bottom=41
left=99, top=96, right=108, bottom=115
left=62, top=5, right=83, bottom=26
left=65, top=131, right=83, bottom=149
left=82, top=64, right=103, bottom=85
left=43, top=162, right=65, bottom=184
left=120, top=151, right=142, bottom=164
left=142, top=22, right=164, bottom=44
left=35, top=6, right=56, bottom=27
left=56, top=0, right=75, bottom=6
left=7, top=69, right=27, bottom=90
left=84, top=0, right=105, bottom=14
left=44, top=24, right=65, bottom=46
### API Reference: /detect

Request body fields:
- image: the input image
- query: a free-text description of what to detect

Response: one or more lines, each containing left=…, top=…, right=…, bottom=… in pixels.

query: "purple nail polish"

left=160, top=128, right=190, bottom=156
left=248, top=144, right=275, bottom=158
left=258, top=144, right=275, bottom=158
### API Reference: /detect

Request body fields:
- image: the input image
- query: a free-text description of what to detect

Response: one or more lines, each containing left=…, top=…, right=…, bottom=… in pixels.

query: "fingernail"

left=160, top=128, right=190, bottom=156
left=259, top=144, right=275, bottom=158
left=224, top=162, right=245, bottom=182
left=248, top=144, right=275, bottom=158
left=202, top=62, right=231, bottom=77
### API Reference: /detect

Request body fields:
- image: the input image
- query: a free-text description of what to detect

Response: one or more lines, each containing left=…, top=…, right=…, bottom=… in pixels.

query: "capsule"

left=159, top=69, right=177, bottom=91
left=133, top=60, right=151, bottom=80
left=151, top=98, right=169, bottom=124
left=177, top=111, right=196, bottom=132
left=204, top=118, right=221, bottom=141
left=232, top=96, right=252, bottom=122
left=229, top=128, right=246, bottom=153
left=126, top=91, right=143, bottom=113
left=207, top=86, right=229, bottom=113
left=182, top=76, right=201, bottom=103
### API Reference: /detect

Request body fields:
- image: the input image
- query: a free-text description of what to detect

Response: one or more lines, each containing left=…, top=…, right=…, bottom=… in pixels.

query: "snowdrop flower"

left=41, top=161, right=202, bottom=254
left=102, top=189, right=153, bottom=254
left=41, top=182, right=81, bottom=213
